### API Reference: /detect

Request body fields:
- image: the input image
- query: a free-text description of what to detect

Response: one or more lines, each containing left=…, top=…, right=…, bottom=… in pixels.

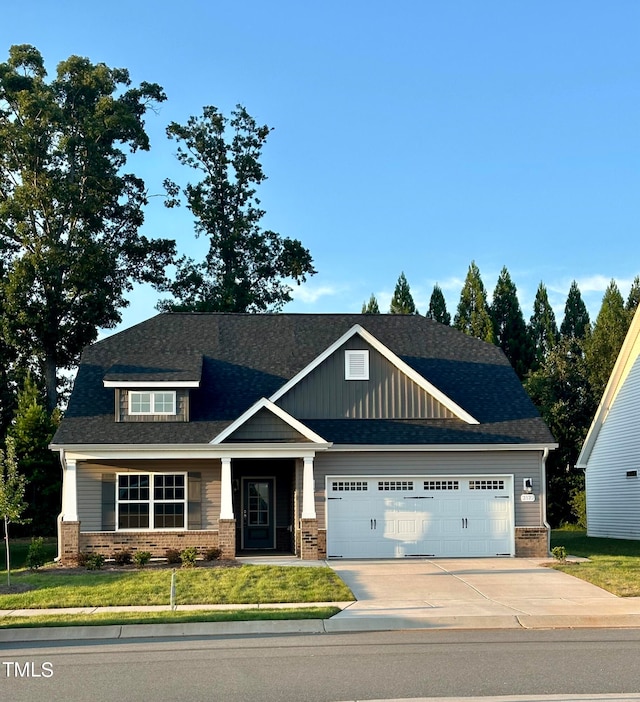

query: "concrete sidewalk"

left=3, top=557, right=640, bottom=641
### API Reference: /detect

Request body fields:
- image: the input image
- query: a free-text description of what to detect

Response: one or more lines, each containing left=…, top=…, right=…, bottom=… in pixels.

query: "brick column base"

left=515, top=526, right=549, bottom=557
left=218, top=519, right=236, bottom=560
left=300, top=518, right=319, bottom=560
left=59, top=521, right=81, bottom=565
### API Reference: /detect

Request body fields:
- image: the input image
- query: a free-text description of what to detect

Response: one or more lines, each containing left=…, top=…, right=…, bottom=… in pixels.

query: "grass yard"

left=0, top=537, right=57, bottom=570
left=551, top=528, right=640, bottom=597
left=0, top=564, right=354, bottom=610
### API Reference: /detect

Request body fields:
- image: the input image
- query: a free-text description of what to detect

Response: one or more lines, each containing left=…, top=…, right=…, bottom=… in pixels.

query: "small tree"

left=0, top=438, right=29, bottom=587
left=389, top=272, right=417, bottom=314
left=426, top=284, right=451, bottom=325
left=361, top=294, right=380, bottom=314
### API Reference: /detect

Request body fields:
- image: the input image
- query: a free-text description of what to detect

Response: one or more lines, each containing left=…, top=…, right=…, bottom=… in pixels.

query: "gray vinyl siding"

left=117, top=389, right=189, bottom=422
left=226, top=408, right=308, bottom=442
left=313, top=450, right=544, bottom=528
left=77, top=459, right=221, bottom=532
left=586, top=353, right=640, bottom=539
left=277, top=337, right=455, bottom=420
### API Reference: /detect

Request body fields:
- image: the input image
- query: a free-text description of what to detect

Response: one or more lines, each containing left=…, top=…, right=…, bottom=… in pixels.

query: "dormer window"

left=345, top=350, right=369, bottom=380
left=129, top=391, right=176, bottom=415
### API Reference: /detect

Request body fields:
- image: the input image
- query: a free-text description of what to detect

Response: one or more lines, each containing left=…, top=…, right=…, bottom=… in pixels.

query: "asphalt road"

left=3, top=629, right=640, bottom=702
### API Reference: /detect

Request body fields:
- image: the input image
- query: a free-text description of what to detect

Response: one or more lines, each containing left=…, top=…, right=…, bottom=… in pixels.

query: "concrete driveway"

left=327, top=558, right=640, bottom=631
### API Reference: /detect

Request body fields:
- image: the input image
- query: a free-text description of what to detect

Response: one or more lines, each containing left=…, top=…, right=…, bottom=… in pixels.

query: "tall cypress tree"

left=454, top=261, right=494, bottom=343
left=426, top=284, right=451, bottom=325
left=585, top=280, right=629, bottom=399
left=626, top=275, right=640, bottom=317
left=361, top=294, right=380, bottom=314
left=528, top=282, right=559, bottom=371
left=489, top=267, right=531, bottom=379
left=560, top=281, right=590, bottom=340
left=389, top=272, right=417, bottom=314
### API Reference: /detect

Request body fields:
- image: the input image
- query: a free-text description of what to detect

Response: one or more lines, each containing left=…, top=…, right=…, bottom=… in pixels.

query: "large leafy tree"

left=454, top=261, right=494, bottom=342
left=528, top=282, right=559, bottom=372
left=0, top=45, right=175, bottom=411
left=490, top=267, right=531, bottom=379
left=389, top=272, right=417, bottom=314
left=560, top=281, right=590, bottom=340
left=160, top=105, right=316, bottom=313
left=585, top=280, right=629, bottom=399
left=426, top=284, right=451, bottom=325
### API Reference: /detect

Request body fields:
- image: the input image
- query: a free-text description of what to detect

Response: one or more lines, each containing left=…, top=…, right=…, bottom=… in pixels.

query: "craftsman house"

left=52, top=313, right=556, bottom=563
left=577, top=304, right=640, bottom=539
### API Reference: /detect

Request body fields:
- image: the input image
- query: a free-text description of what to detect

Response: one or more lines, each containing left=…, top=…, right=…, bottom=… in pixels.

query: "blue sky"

left=3, top=1, right=639, bottom=333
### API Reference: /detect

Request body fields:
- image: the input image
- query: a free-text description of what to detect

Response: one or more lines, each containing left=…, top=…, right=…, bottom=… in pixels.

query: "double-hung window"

left=129, top=391, right=176, bottom=415
left=117, top=473, right=186, bottom=529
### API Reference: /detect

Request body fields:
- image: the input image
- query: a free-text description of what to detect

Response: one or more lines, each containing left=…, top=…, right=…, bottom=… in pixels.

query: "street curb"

left=4, top=614, right=640, bottom=643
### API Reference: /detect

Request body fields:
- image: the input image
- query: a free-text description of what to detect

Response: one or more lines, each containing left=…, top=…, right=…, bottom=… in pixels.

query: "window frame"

left=128, top=390, right=177, bottom=416
left=116, top=472, right=188, bottom=531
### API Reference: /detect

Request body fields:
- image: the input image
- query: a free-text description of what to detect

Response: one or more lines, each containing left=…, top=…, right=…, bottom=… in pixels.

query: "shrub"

left=83, top=552, right=105, bottom=570
left=570, top=489, right=587, bottom=529
left=180, top=546, right=198, bottom=568
left=112, top=550, right=133, bottom=566
left=551, top=545, right=567, bottom=562
left=133, top=551, right=152, bottom=568
left=26, top=537, right=47, bottom=570
left=165, top=548, right=182, bottom=564
left=204, top=547, right=222, bottom=561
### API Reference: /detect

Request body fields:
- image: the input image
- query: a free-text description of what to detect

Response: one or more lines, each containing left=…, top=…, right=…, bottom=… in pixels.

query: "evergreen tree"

left=489, top=267, right=531, bottom=379
left=626, top=275, right=640, bottom=317
left=454, top=261, right=494, bottom=343
left=585, top=280, right=629, bottom=399
left=8, top=375, right=60, bottom=535
left=389, top=272, right=417, bottom=314
left=528, top=282, right=559, bottom=371
left=426, top=284, right=451, bottom=325
left=560, top=281, right=590, bottom=340
left=361, top=294, right=380, bottom=314
left=525, top=337, right=595, bottom=526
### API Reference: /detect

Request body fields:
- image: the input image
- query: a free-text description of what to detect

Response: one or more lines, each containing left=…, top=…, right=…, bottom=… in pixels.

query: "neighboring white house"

left=577, top=304, right=640, bottom=539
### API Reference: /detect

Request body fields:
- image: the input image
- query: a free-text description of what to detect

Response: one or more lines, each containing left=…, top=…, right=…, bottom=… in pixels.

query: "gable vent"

left=345, top=350, right=369, bottom=380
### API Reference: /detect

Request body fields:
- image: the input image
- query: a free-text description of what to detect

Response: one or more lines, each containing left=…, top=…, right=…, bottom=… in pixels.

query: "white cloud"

left=292, top=283, right=345, bottom=305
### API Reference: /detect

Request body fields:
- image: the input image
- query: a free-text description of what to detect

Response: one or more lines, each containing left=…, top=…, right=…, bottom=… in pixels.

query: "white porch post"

left=220, top=457, right=234, bottom=519
left=301, top=456, right=316, bottom=519
left=61, top=457, right=79, bottom=522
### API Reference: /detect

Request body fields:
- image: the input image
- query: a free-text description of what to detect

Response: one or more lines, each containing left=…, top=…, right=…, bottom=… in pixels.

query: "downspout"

left=541, top=447, right=551, bottom=556
left=54, top=448, right=66, bottom=562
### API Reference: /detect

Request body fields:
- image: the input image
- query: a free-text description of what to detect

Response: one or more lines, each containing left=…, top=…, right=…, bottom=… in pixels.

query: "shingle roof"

left=53, top=313, right=555, bottom=446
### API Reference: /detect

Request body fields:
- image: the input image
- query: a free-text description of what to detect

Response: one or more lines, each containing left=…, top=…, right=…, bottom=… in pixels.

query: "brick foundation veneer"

left=78, top=530, right=220, bottom=559
left=218, top=519, right=236, bottom=560
left=514, top=526, right=549, bottom=557
left=317, top=529, right=326, bottom=559
left=59, top=521, right=81, bottom=565
left=300, top=518, right=318, bottom=559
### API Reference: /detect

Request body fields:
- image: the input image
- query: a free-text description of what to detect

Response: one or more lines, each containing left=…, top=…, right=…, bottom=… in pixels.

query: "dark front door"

left=242, top=478, right=275, bottom=549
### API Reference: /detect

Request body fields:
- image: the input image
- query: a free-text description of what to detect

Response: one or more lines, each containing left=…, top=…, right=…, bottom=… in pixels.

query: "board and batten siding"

left=586, top=353, right=640, bottom=538
left=77, top=459, right=221, bottom=532
left=227, top=407, right=308, bottom=442
left=277, top=337, right=455, bottom=420
left=312, top=450, right=544, bottom=528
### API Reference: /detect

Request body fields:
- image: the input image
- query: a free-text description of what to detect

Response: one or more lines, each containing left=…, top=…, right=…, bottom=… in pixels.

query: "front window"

left=117, top=473, right=186, bottom=529
left=129, top=391, right=176, bottom=415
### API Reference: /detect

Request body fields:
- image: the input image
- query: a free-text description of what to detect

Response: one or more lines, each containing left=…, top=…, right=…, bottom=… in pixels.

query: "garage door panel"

left=327, top=475, right=514, bottom=559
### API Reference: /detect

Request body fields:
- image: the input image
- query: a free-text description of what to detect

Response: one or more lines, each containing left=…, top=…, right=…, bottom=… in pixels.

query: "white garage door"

left=326, top=476, right=514, bottom=558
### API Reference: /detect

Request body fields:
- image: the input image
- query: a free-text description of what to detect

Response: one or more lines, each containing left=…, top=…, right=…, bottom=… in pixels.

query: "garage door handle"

left=370, top=518, right=377, bottom=529
left=461, top=518, right=468, bottom=529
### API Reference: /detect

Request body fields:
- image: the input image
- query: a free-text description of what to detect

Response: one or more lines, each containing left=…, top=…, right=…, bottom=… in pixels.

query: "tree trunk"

left=4, top=517, right=10, bottom=588
left=43, top=355, right=58, bottom=413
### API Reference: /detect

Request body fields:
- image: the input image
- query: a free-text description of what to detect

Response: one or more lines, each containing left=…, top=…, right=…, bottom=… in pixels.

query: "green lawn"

left=0, top=564, right=353, bottom=610
left=551, top=528, right=640, bottom=597
left=0, top=537, right=57, bottom=570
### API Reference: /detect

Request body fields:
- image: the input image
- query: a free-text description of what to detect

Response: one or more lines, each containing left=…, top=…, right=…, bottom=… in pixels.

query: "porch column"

left=301, top=456, right=316, bottom=519
left=219, top=456, right=236, bottom=560
left=300, top=456, right=319, bottom=559
left=62, top=457, right=79, bottom=522
left=220, top=457, right=234, bottom=519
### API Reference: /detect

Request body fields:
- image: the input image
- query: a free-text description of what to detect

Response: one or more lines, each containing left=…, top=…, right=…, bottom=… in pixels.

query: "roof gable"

left=270, top=324, right=479, bottom=424
left=578, top=304, right=640, bottom=468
